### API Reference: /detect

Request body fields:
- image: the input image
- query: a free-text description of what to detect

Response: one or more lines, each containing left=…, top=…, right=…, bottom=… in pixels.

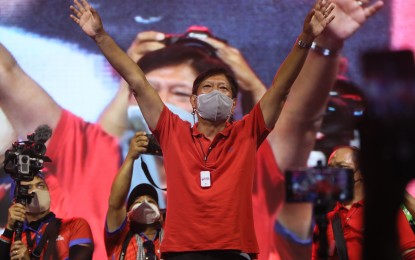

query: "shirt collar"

left=191, top=121, right=233, bottom=138
left=335, top=199, right=364, bottom=211
left=23, top=212, right=55, bottom=232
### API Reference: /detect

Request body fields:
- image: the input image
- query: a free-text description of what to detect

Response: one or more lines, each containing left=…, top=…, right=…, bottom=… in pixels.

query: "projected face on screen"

left=145, top=64, right=196, bottom=113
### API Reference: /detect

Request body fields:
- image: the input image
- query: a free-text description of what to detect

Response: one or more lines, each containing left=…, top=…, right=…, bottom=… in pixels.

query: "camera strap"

left=119, top=230, right=134, bottom=260
left=331, top=213, right=348, bottom=260
left=140, top=158, right=166, bottom=191
left=29, top=218, right=62, bottom=259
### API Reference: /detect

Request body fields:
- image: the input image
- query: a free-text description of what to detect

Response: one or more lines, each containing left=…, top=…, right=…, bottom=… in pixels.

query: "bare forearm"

left=0, top=43, right=61, bottom=136
left=98, top=80, right=130, bottom=137
left=93, top=32, right=147, bottom=91
left=260, top=33, right=314, bottom=128
left=273, top=43, right=341, bottom=170
left=93, top=32, right=163, bottom=129
left=108, top=157, right=135, bottom=209
left=273, top=39, right=342, bottom=240
left=239, top=78, right=266, bottom=114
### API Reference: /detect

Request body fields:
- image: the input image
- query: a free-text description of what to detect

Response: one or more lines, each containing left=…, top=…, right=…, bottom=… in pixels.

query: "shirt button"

left=209, top=147, right=212, bottom=150
left=346, top=217, right=350, bottom=221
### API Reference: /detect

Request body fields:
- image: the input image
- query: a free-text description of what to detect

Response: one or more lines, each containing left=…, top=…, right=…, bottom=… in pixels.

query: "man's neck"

left=131, top=222, right=160, bottom=240
left=344, top=182, right=364, bottom=209
left=197, top=118, right=227, bottom=140
left=143, top=227, right=158, bottom=240
left=26, top=210, right=50, bottom=223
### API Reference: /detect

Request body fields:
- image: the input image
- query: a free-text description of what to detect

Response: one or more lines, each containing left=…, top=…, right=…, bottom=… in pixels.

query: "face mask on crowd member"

left=128, top=199, right=161, bottom=224
left=26, top=189, right=51, bottom=213
left=196, top=90, right=233, bottom=122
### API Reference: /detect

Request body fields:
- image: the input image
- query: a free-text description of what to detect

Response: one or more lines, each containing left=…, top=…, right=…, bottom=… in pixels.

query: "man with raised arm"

left=106, top=132, right=164, bottom=260
left=0, top=0, right=383, bottom=258
left=70, top=0, right=334, bottom=258
left=95, top=1, right=383, bottom=257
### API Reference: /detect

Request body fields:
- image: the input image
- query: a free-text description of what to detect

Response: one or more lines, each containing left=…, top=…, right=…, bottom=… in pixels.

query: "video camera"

left=285, top=165, right=354, bottom=203
left=285, top=164, right=354, bottom=259
left=3, top=125, right=52, bottom=181
left=2, top=124, right=52, bottom=240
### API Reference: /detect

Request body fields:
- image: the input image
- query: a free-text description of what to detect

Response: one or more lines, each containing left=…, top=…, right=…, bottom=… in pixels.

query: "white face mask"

left=26, top=189, right=50, bottom=213
left=128, top=200, right=161, bottom=224
left=196, top=90, right=233, bottom=122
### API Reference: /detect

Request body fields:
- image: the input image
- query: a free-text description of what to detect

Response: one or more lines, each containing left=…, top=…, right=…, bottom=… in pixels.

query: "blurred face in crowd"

left=328, top=147, right=363, bottom=184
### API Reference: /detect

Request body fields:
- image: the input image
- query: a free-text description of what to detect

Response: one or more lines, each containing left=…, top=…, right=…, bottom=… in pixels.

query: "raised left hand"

left=303, top=0, right=336, bottom=40
left=70, top=0, right=104, bottom=39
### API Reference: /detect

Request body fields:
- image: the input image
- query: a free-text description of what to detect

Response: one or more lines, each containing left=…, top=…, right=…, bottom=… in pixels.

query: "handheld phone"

left=285, top=167, right=354, bottom=203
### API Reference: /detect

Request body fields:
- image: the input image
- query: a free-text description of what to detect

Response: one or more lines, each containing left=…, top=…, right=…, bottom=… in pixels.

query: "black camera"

left=144, top=134, right=162, bottom=156
left=2, top=125, right=52, bottom=240
left=3, top=125, right=52, bottom=181
left=285, top=166, right=354, bottom=203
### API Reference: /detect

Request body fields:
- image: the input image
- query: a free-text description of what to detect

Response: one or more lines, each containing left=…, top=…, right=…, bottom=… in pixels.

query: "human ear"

left=190, top=95, right=197, bottom=111
left=230, top=99, right=237, bottom=114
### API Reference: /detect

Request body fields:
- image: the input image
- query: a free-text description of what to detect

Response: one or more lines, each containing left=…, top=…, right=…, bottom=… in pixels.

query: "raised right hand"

left=127, top=132, right=149, bottom=160
left=7, top=203, right=26, bottom=230
left=325, top=0, right=384, bottom=41
left=70, top=0, right=104, bottom=39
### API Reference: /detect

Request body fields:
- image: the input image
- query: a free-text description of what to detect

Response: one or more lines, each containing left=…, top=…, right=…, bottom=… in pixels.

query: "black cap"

left=127, top=183, right=159, bottom=210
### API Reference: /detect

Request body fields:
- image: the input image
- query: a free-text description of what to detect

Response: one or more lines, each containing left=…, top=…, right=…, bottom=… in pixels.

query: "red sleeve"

left=104, top=218, right=129, bottom=255
left=398, top=210, right=415, bottom=253
left=152, top=105, right=191, bottom=149
left=241, top=103, right=272, bottom=148
left=67, top=218, right=93, bottom=247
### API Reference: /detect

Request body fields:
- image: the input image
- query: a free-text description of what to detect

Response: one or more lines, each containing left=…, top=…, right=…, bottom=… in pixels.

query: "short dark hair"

left=127, top=183, right=159, bottom=210
left=192, top=67, right=239, bottom=98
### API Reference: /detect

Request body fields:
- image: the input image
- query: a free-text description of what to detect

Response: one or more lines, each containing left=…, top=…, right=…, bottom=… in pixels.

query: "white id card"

left=200, top=171, right=211, bottom=188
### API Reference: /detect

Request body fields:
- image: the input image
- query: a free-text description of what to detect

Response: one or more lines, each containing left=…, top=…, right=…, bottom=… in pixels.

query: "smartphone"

left=285, top=167, right=354, bottom=203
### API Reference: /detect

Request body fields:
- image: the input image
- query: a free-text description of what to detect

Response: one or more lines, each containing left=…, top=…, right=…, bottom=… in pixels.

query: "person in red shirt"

left=311, top=146, right=415, bottom=260
left=0, top=174, right=94, bottom=260
left=70, top=0, right=334, bottom=258
left=105, top=132, right=163, bottom=260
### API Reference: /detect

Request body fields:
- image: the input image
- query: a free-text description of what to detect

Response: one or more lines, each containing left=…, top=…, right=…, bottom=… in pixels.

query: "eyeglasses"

left=143, top=240, right=156, bottom=260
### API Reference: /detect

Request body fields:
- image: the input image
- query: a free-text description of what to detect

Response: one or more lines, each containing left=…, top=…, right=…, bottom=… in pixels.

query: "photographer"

left=0, top=173, right=94, bottom=260
left=105, top=132, right=163, bottom=260
left=311, top=146, right=415, bottom=259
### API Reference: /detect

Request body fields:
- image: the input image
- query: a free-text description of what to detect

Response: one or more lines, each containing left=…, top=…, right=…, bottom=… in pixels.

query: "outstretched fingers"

left=363, top=1, right=384, bottom=18
left=69, top=6, right=81, bottom=24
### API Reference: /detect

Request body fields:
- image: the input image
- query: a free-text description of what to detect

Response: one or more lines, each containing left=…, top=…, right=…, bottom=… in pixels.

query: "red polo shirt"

left=21, top=216, right=93, bottom=259
left=153, top=103, right=271, bottom=254
left=312, top=200, right=415, bottom=259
